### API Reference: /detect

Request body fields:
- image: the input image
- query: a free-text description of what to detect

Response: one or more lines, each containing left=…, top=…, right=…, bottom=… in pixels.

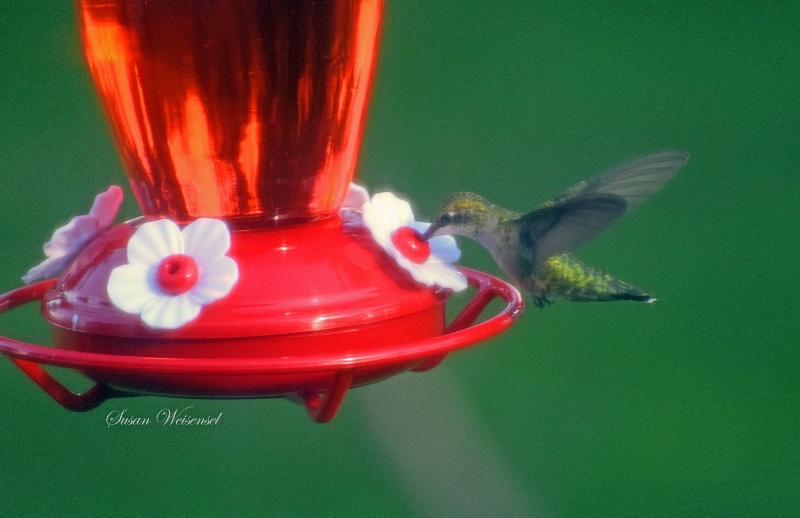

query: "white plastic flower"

left=363, top=192, right=467, bottom=292
left=23, top=185, right=124, bottom=283
left=342, top=182, right=370, bottom=210
left=107, top=218, right=239, bottom=330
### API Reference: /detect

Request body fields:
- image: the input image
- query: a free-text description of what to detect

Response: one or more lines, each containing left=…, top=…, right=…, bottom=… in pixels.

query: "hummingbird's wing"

left=547, top=150, right=689, bottom=209
left=518, top=150, right=689, bottom=265
left=517, top=194, right=628, bottom=265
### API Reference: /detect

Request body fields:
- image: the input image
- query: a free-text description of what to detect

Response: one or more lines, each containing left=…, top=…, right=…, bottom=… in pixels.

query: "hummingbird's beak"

left=420, top=224, right=438, bottom=241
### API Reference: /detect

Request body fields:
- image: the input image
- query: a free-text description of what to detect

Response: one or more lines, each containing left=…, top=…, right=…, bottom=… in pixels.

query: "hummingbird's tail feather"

left=533, top=253, right=655, bottom=305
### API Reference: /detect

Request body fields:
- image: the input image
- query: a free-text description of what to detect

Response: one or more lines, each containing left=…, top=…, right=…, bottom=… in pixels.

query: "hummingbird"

left=421, top=150, right=689, bottom=307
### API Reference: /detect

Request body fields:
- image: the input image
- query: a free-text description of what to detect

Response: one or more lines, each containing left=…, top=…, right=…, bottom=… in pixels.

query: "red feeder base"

left=0, top=269, right=522, bottom=422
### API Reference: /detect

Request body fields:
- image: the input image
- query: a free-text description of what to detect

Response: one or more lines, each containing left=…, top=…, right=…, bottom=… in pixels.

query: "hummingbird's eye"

left=439, top=212, right=454, bottom=226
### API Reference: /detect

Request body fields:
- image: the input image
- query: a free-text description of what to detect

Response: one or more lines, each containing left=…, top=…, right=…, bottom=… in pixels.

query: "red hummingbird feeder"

left=0, top=0, right=523, bottom=422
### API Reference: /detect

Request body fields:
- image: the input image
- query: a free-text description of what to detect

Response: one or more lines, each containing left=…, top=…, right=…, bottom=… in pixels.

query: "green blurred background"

left=1, top=1, right=798, bottom=516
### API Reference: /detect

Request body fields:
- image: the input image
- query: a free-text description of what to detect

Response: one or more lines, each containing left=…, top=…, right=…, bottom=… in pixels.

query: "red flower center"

left=156, top=254, right=199, bottom=295
left=391, top=226, right=431, bottom=264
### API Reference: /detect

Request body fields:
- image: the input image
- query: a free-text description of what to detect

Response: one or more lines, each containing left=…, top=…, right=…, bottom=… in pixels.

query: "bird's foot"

left=532, top=296, right=554, bottom=309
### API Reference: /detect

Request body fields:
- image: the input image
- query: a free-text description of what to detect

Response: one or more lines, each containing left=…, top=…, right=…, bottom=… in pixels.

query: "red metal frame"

left=0, top=268, right=522, bottom=422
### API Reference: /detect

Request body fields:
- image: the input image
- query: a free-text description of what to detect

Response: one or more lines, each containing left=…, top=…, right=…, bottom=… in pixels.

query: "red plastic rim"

left=0, top=269, right=523, bottom=421
left=1, top=269, right=522, bottom=374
